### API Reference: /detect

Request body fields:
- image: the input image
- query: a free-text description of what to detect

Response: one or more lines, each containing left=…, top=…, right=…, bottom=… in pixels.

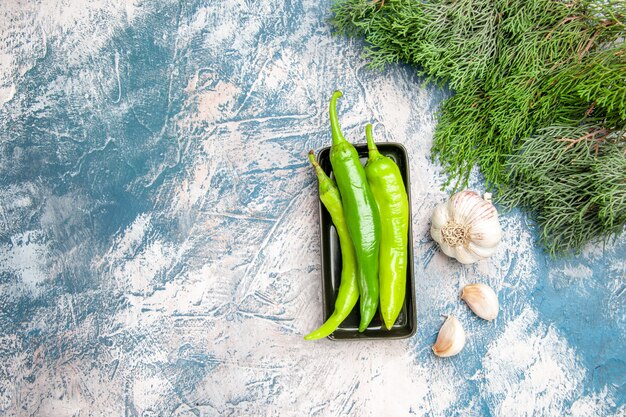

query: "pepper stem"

left=329, top=90, right=346, bottom=146
left=365, top=123, right=382, bottom=159
left=308, top=150, right=322, bottom=173
left=308, top=150, right=331, bottom=183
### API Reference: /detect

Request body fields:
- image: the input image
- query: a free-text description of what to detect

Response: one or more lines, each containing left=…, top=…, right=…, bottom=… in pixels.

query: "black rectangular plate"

left=315, top=143, right=416, bottom=340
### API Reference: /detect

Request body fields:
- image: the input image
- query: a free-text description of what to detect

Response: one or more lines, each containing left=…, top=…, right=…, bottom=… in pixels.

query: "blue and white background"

left=0, top=1, right=624, bottom=415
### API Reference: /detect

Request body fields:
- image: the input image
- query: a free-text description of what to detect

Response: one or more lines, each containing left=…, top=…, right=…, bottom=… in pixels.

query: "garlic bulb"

left=432, top=315, right=466, bottom=357
left=430, top=191, right=502, bottom=264
left=461, top=283, right=499, bottom=320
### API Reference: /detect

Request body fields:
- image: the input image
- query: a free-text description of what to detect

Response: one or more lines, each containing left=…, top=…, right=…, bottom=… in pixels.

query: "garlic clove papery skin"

left=467, top=242, right=498, bottom=260
left=432, top=315, right=466, bottom=357
left=461, top=283, right=499, bottom=321
left=450, top=190, right=484, bottom=223
left=430, top=191, right=502, bottom=264
left=454, top=248, right=481, bottom=265
left=469, top=219, right=502, bottom=249
left=430, top=225, right=444, bottom=246
left=431, top=204, right=450, bottom=230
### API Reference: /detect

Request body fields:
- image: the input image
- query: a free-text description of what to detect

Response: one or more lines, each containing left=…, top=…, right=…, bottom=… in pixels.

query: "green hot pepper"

left=329, top=91, right=381, bottom=332
left=304, top=151, right=359, bottom=340
left=364, top=124, right=409, bottom=330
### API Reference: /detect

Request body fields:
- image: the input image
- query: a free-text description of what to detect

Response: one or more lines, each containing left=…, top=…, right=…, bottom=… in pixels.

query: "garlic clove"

left=430, top=225, right=443, bottom=246
left=431, top=204, right=450, bottom=229
left=469, top=218, right=502, bottom=248
left=461, top=283, right=499, bottom=321
left=432, top=315, right=466, bottom=357
left=467, top=241, right=498, bottom=260
left=454, top=249, right=480, bottom=265
left=451, top=191, right=483, bottom=223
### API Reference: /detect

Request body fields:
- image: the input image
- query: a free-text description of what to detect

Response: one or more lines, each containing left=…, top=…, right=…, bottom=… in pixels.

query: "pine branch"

left=331, top=0, right=626, bottom=253
left=501, top=124, right=626, bottom=255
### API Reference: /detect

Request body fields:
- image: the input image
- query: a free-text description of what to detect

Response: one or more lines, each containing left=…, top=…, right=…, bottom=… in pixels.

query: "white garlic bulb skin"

left=430, top=191, right=502, bottom=264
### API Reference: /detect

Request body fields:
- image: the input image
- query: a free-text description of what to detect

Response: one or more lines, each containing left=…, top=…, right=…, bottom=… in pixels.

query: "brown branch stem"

left=557, top=128, right=609, bottom=150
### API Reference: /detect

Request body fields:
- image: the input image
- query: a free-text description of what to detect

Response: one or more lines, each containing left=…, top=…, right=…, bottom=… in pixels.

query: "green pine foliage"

left=503, top=125, right=626, bottom=254
left=331, top=0, right=626, bottom=254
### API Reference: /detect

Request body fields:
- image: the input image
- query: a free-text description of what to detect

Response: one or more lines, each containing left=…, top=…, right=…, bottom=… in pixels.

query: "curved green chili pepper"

left=329, top=91, right=381, bottom=332
left=364, top=124, right=409, bottom=330
left=304, top=151, right=359, bottom=340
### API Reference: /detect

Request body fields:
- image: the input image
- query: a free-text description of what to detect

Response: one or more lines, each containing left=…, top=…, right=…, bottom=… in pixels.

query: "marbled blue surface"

left=0, top=1, right=624, bottom=416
